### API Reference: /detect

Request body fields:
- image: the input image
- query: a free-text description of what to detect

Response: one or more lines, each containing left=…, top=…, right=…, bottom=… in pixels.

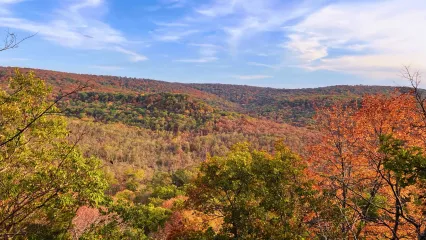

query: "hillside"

left=3, top=66, right=425, bottom=239
left=189, top=83, right=410, bottom=125
left=1, top=66, right=405, bottom=172
left=0, top=67, right=240, bottom=112
left=0, top=66, right=320, bottom=171
left=0, top=66, right=406, bottom=171
left=0, top=66, right=407, bottom=127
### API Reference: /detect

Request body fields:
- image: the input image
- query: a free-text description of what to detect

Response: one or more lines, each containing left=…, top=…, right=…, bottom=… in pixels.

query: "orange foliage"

left=71, top=206, right=101, bottom=239
left=153, top=197, right=222, bottom=240
left=309, top=92, right=426, bottom=239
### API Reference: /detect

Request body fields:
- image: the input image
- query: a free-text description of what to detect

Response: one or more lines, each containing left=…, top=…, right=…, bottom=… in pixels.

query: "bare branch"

left=0, top=29, right=37, bottom=52
left=401, top=66, right=426, bottom=128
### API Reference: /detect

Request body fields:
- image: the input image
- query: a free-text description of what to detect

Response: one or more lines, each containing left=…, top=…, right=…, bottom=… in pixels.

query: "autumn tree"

left=0, top=70, right=108, bottom=238
left=186, top=142, right=315, bottom=239
left=310, top=90, right=426, bottom=239
left=80, top=201, right=171, bottom=240
left=379, top=134, right=426, bottom=239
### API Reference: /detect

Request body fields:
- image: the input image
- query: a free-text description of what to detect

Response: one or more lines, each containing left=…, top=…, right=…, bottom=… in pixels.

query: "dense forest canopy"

left=0, top=66, right=408, bottom=127
left=1, top=66, right=426, bottom=239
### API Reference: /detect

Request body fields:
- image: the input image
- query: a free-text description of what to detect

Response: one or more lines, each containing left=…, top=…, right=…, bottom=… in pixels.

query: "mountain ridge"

left=0, top=66, right=409, bottom=126
left=0, top=65, right=406, bottom=90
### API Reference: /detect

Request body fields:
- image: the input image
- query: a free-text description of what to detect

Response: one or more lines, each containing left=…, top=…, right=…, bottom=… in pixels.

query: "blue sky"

left=0, top=0, right=425, bottom=88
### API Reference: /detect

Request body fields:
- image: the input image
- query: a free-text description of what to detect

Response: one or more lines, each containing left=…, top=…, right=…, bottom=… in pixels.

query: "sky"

left=0, top=0, right=425, bottom=88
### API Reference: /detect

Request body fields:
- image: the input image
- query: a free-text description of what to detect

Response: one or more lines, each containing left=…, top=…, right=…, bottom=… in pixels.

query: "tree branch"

left=0, top=30, right=37, bottom=52
left=0, top=83, right=87, bottom=147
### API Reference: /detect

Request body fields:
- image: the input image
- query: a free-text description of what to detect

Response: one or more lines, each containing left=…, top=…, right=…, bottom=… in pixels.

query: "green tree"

left=187, top=142, right=315, bottom=240
left=379, top=134, right=426, bottom=239
left=0, top=70, right=108, bottom=238
left=81, top=201, right=171, bottom=240
left=380, top=134, right=426, bottom=186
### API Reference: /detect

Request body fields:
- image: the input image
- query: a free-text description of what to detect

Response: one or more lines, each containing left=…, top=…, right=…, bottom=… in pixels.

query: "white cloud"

left=175, top=57, right=218, bottom=63
left=160, top=0, right=188, bottom=9
left=286, top=0, right=426, bottom=79
left=247, top=62, right=278, bottom=69
left=199, top=47, right=217, bottom=57
left=0, top=0, right=146, bottom=62
left=190, top=43, right=222, bottom=49
left=186, top=42, right=222, bottom=62
left=144, top=0, right=187, bottom=12
left=0, top=0, right=25, bottom=4
left=196, top=0, right=237, bottom=17
left=115, top=47, right=147, bottom=62
left=154, top=29, right=198, bottom=41
left=69, top=0, right=103, bottom=12
left=256, top=53, right=269, bottom=57
left=285, top=34, right=327, bottom=62
left=190, top=43, right=223, bottom=56
left=197, top=0, right=325, bottom=53
left=234, top=75, right=272, bottom=80
left=0, top=0, right=25, bottom=15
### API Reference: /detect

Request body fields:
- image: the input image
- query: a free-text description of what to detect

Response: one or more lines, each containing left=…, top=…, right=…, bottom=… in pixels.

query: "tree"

left=80, top=201, right=171, bottom=240
left=186, top=142, right=315, bottom=239
left=378, top=135, right=426, bottom=239
left=309, top=102, right=361, bottom=238
left=0, top=70, right=108, bottom=238
left=310, top=91, right=426, bottom=239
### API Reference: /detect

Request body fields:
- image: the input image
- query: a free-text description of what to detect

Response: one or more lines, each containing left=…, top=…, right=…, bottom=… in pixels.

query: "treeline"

left=0, top=67, right=238, bottom=112
left=0, top=66, right=406, bottom=127
left=190, top=83, right=409, bottom=126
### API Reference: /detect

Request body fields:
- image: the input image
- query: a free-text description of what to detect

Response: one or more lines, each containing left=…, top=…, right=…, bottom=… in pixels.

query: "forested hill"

left=0, top=66, right=407, bottom=126
left=4, top=65, right=425, bottom=239
left=189, top=83, right=411, bottom=125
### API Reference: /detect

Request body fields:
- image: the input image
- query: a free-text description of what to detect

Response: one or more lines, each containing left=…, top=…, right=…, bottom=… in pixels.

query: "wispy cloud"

left=189, top=43, right=222, bottom=49
left=4, top=0, right=421, bottom=86
left=196, top=0, right=236, bottom=17
left=153, top=21, right=189, bottom=27
left=0, top=0, right=147, bottom=62
left=196, top=0, right=326, bottom=53
left=144, top=0, right=188, bottom=12
left=0, top=0, right=25, bottom=4
left=255, top=53, right=270, bottom=57
left=284, top=34, right=327, bottom=62
left=0, top=0, right=25, bottom=15
left=184, top=42, right=222, bottom=63
left=285, top=0, right=426, bottom=79
left=69, top=0, right=103, bottom=12
left=154, top=29, right=199, bottom=41
left=191, top=43, right=222, bottom=57
left=115, top=47, right=147, bottom=62
left=234, top=75, right=273, bottom=80
left=160, top=0, right=188, bottom=9
left=248, top=62, right=278, bottom=69
left=175, top=57, right=218, bottom=63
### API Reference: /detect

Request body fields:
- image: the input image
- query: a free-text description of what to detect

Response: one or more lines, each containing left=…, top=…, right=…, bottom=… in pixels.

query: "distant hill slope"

left=0, top=66, right=240, bottom=112
left=0, top=66, right=408, bottom=126
left=1, top=66, right=410, bottom=171
left=188, top=83, right=410, bottom=125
